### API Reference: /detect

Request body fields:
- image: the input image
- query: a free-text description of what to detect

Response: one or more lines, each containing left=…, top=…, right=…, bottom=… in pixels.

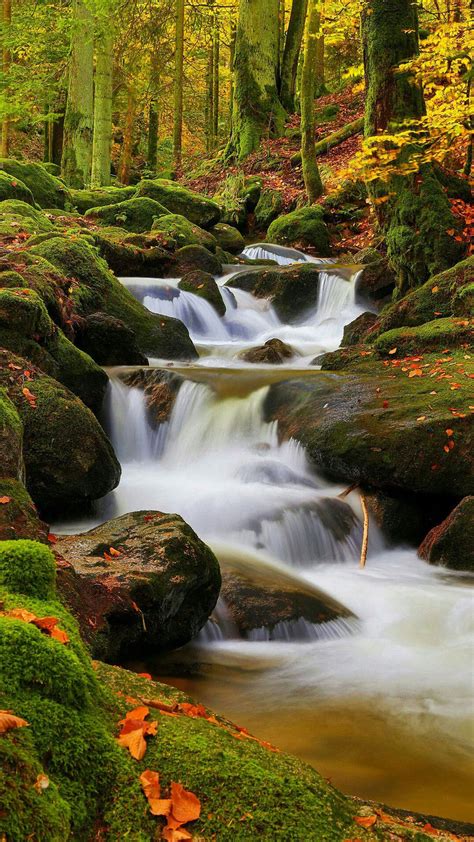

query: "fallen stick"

left=359, top=492, right=369, bottom=568
left=291, top=117, right=365, bottom=166
left=338, top=482, right=358, bottom=499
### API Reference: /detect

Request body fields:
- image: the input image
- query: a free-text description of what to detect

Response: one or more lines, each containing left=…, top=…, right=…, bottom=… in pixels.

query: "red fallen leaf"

left=138, top=672, right=152, bottom=680
left=0, top=710, right=29, bottom=734
left=47, top=533, right=58, bottom=543
left=409, top=368, right=423, bottom=377
left=23, top=370, right=31, bottom=378
left=108, top=547, right=121, bottom=557
left=0, top=496, right=11, bottom=504
left=382, top=400, right=389, bottom=409
left=443, top=445, right=450, bottom=453
left=170, top=782, right=201, bottom=823
left=445, top=428, right=454, bottom=436
left=354, top=815, right=377, bottom=828
left=179, top=702, right=209, bottom=719
left=34, top=773, right=50, bottom=792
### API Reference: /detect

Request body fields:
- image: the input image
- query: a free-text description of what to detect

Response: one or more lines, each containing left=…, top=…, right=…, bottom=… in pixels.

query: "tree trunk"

left=205, top=43, right=213, bottom=153
left=61, top=0, right=94, bottom=188
left=118, top=85, right=135, bottom=185
left=91, top=22, right=114, bottom=187
left=300, top=0, right=323, bottom=201
left=212, top=10, right=219, bottom=149
left=173, top=0, right=185, bottom=167
left=229, top=20, right=236, bottom=132
left=1, top=0, right=12, bottom=157
left=279, top=0, right=308, bottom=112
left=147, top=53, right=160, bottom=172
left=229, top=0, right=286, bottom=159
left=362, top=0, right=463, bottom=293
left=315, top=2, right=325, bottom=95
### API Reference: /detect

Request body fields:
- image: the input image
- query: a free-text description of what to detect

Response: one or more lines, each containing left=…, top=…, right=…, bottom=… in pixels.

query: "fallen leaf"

left=34, top=773, right=50, bottom=792
left=388, top=347, right=397, bottom=355
left=354, top=815, right=377, bottom=828
left=117, top=727, right=147, bottom=760
left=138, top=672, right=152, bottom=680
left=162, top=828, right=192, bottom=841
left=408, top=368, right=423, bottom=377
left=170, top=782, right=201, bottom=824
left=0, top=496, right=11, bottom=504
left=382, top=400, right=389, bottom=409
left=47, top=533, right=58, bottom=543
left=108, top=547, right=121, bottom=557
left=416, top=416, right=426, bottom=421
left=431, top=285, right=439, bottom=293
left=0, top=710, right=29, bottom=734
left=445, top=429, right=454, bottom=436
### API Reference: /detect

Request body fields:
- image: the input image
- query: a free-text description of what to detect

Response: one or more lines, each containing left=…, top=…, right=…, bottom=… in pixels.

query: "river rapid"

left=57, top=244, right=474, bottom=822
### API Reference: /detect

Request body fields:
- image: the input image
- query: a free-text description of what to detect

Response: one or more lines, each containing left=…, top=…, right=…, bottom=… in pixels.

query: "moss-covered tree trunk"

left=91, top=22, right=114, bottom=187
left=173, top=0, right=185, bottom=167
left=229, top=0, right=286, bottom=159
left=61, top=0, right=94, bottom=188
left=362, top=0, right=463, bottom=294
left=1, top=0, right=12, bottom=157
left=212, top=10, right=219, bottom=149
left=300, top=0, right=323, bottom=201
left=118, top=85, right=135, bottom=185
left=314, top=1, right=325, bottom=96
left=147, top=53, right=160, bottom=171
left=279, top=0, right=308, bottom=112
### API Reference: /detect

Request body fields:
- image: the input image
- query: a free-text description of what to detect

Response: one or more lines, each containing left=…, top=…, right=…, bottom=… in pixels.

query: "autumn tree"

left=300, top=0, right=323, bottom=200
left=61, top=0, right=94, bottom=187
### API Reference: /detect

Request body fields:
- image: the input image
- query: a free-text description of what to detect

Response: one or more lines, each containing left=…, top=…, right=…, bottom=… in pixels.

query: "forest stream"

left=54, top=246, right=474, bottom=823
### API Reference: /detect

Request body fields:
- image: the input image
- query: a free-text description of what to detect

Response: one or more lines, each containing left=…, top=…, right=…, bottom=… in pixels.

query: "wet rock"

left=239, top=338, right=296, bottom=364
left=0, top=351, right=121, bottom=516
left=267, top=207, right=331, bottom=254
left=76, top=313, right=148, bottom=366
left=0, top=478, right=48, bottom=542
left=418, top=496, right=474, bottom=572
left=134, top=179, right=221, bottom=228
left=363, top=487, right=453, bottom=546
left=254, top=188, right=284, bottom=230
left=210, top=223, right=245, bottom=254
left=169, top=244, right=223, bottom=277
left=85, top=197, right=168, bottom=233
left=56, top=510, right=221, bottom=660
left=342, top=312, right=378, bottom=345
left=354, top=248, right=395, bottom=303
left=226, top=263, right=322, bottom=321
left=152, top=213, right=217, bottom=251
left=120, top=368, right=185, bottom=426
left=178, top=270, right=225, bottom=316
left=94, top=227, right=173, bottom=277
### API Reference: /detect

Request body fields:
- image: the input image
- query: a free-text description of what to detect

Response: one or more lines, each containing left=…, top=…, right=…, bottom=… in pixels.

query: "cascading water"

left=58, top=244, right=474, bottom=820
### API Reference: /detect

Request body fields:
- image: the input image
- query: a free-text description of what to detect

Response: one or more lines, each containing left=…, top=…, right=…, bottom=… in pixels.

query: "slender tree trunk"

left=50, top=91, right=66, bottom=166
left=300, top=0, right=323, bottom=201
left=315, top=2, right=325, bottom=95
left=147, top=53, right=160, bottom=171
left=212, top=10, right=219, bottom=148
left=279, top=0, right=308, bottom=112
left=173, top=0, right=185, bottom=167
left=230, top=0, right=286, bottom=159
left=61, top=0, right=94, bottom=187
left=229, top=20, right=236, bottom=131
left=118, top=85, right=135, bottom=184
left=205, top=43, right=213, bottom=153
left=91, top=22, right=114, bottom=187
left=1, top=0, right=12, bottom=157
left=362, top=0, right=463, bottom=292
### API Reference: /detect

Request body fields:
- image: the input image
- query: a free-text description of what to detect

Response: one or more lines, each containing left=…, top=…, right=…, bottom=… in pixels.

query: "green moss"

left=254, top=188, right=284, bottom=230
left=0, top=388, right=23, bottom=480
left=85, top=196, right=169, bottom=233
left=0, top=252, right=69, bottom=319
left=0, top=478, right=47, bottom=542
left=29, top=236, right=112, bottom=313
left=151, top=213, right=217, bottom=250
left=68, top=185, right=136, bottom=214
left=0, top=200, right=54, bottom=236
left=0, top=539, right=55, bottom=599
left=0, top=287, right=52, bottom=339
left=0, top=270, right=31, bottom=287
left=40, top=162, right=61, bottom=177
left=0, top=170, right=35, bottom=205
left=178, top=271, right=226, bottom=316
left=0, top=159, right=71, bottom=209
left=210, top=223, right=245, bottom=255
left=171, top=244, right=223, bottom=277
left=135, top=179, right=221, bottom=228
left=267, top=207, right=331, bottom=254
left=374, top=317, right=473, bottom=356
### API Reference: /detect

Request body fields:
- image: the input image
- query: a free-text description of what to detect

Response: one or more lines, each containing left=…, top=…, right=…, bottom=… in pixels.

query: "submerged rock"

left=178, top=270, right=225, bottom=316
left=56, top=510, right=221, bottom=659
left=418, top=496, right=474, bottom=572
left=239, top=337, right=295, bottom=364
left=226, top=263, right=322, bottom=321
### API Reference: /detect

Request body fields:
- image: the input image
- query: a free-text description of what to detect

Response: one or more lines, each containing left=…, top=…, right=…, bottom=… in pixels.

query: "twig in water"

left=359, top=492, right=369, bottom=568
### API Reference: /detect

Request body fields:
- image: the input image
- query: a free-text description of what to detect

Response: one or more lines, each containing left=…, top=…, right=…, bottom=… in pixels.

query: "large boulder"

left=135, top=178, right=221, bottom=228
left=267, top=207, right=331, bottom=254
left=342, top=312, right=378, bottom=346
left=0, top=478, right=48, bottom=542
left=239, top=337, right=295, bottom=364
left=254, top=187, right=284, bottom=230
left=28, top=236, right=198, bottom=360
left=0, top=200, right=54, bottom=238
left=0, top=350, right=121, bottom=516
left=0, top=158, right=71, bottom=208
left=56, top=510, right=221, bottom=660
left=169, top=244, right=222, bottom=277
left=354, top=248, right=396, bottom=303
left=85, top=197, right=168, bottom=233
left=418, top=497, right=474, bottom=572
left=0, top=388, right=23, bottom=480
left=226, top=263, right=323, bottom=321
left=374, top=317, right=473, bottom=357
left=76, top=313, right=148, bottom=366
left=152, top=213, right=217, bottom=251
left=68, top=185, right=136, bottom=214
left=0, top=170, right=35, bottom=205
left=94, top=227, right=173, bottom=277
left=210, top=222, right=245, bottom=254
left=265, top=351, right=474, bottom=497
left=178, top=270, right=225, bottom=316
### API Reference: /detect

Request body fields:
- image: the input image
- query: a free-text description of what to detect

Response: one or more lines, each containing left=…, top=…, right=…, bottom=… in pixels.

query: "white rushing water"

left=59, top=244, right=474, bottom=818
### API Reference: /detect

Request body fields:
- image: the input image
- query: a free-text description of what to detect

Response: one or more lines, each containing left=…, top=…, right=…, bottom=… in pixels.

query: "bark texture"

left=279, top=0, right=308, bottom=112
left=91, top=23, right=114, bottom=187
left=61, top=0, right=94, bottom=188
left=300, top=0, right=323, bottom=201
left=173, top=0, right=185, bottom=166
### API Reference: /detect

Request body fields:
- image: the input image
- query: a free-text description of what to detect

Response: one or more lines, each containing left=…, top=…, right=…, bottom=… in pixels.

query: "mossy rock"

left=419, top=496, right=474, bottom=572
left=375, top=256, right=474, bottom=335
left=241, top=176, right=262, bottom=211
left=135, top=178, right=221, bottom=228
left=0, top=351, right=121, bottom=516
left=0, top=287, right=52, bottom=340
left=321, top=180, right=368, bottom=223
left=0, top=159, right=71, bottom=208
left=354, top=248, right=396, bottom=303
left=209, top=222, right=245, bottom=254
left=85, top=197, right=169, bottom=233
left=0, top=539, right=55, bottom=599
left=68, top=185, right=136, bottom=214
left=0, top=388, right=23, bottom=480
left=226, top=263, right=323, bottom=322
left=0, top=200, right=54, bottom=237
left=93, top=227, right=173, bottom=278
left=40, top=162, right=61, bottom=177
left=342, top=312, right=378, bottom=345
left=267, top=207, right=331, bottom=254
left=0, top=270, right=26, bottom=287
left=76, top=312, right=148, bottom=366
left=0, top=170, right=34, bottom=205
left=152, top=213, right=217, bottom=251
left=178, top=270, right=226, bottom=316
left=239, top=337, right=296, bottom=364
left=265, top=350, right=474, bottom=497
left=169, top=244, right=223, bottom=277
left=0, top=479, right=48, bottom=543
left=0, top=251, right=74, bottom=329
left=374, top=317, right=473, bottom=357
left=254, top=187, right=284, bottom=230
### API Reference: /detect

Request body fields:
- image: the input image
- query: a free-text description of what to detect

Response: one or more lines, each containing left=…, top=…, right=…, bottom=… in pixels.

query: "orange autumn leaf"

left=445, top=428, right=454, bottom=436
left=170, top=782, right=201, bottom=824
left=140, top=769, right=172, bottom=815
left=388, top=347, right=397, bottom=355
left=162, top=828, right=192, bottom=841
left=117, top=727, right=147, bottom=760
left=32, top=616, right=58, bottom=632
left=408, top=368, right=423, bottom=377
left=108, top=546, right=121, bottom=557
left=0, top=710, right=29, bottom=734
left=117, top=707, right=157, bottom=760
left=431, top=285, right=439, bottom=293
left=179, top=702, right=208, bottom=719
left=138, top=672, right=152, bottom=680
left=50, top=626, right=70, bottom=644
left=124, top=706, right=150, bottom=722
left=34, top=773, right=50, bottom=792
left=354, top=815, right=377, bottom=828
left=8, top=608, right=37, bottom=623
left=0, top=496, right=11, bottom=504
